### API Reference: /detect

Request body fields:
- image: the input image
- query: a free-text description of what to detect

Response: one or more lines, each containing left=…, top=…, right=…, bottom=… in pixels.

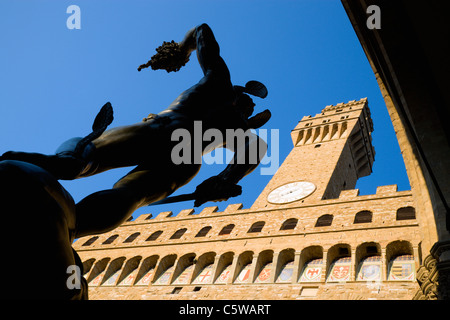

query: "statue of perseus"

left=0, top=23, right=271, bottom=299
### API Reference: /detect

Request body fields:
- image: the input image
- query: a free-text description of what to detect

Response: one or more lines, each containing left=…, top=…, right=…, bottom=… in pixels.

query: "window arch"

left=123, top=232, right=140, bottom=243
left=82, top=236, right=99, bottom=246
left=219, top=224, right=235, bottom=235
left=396, top=206, right=416, bottom=220
left=146, top=230, right=163, bottom=241
left=280, top=218, right=298, bottom=230
left=315, top=214, right=333, bottom=227
left=170, top=228, right=187, bottom=240
left=195, top=226, right=212, bottom=237
left=354, top=210, right=373, bottom=224
left=248, top=221, right=265, bottom=233
left=102, top=234, right=119, bottom=245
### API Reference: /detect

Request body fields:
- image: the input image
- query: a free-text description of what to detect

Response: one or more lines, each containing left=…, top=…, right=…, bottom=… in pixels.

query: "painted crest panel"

left=357, top=256, right=381, bottom=281
left=254, top=262, right=272, bottom=283
left=327, top=257, right=351, bottom=282
left=89, top=270, right=106, bottom=287
left=135, top=267, right=155, bottom=286
left=102, top=269, right=121, bottom=286
left=154, top=266, right=174, bottom=285
left=234, top=263, right=252, bottom=284
left=300, top=258, right=323, bottom=282
left=118, top=268, right=139, bottom=286
left=276, top=261, right=294, bottom=283
left=215, top=264, right=232, bottom=284
left=193, top=264, right=214, bottom=284
left=173, top=264, right=194, bottom=285
left=388, top=255, right=415, bottom=281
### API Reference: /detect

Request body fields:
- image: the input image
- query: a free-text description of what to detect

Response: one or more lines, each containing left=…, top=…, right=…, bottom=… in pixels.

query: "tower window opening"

left=280, top=218, right=298, bottom=230
left=315, top=214, right=333, bottom=227
left=248, top=221, right=265, bottom=233
left=170, top=228, right=187, bottom=240
left=396, top=207, right=416, bottom=220
left=219, top=224, right=235, bottom=235
left=102, top=234, right=119, bottom=245
left=354, top=211, right=373, bottom=224
left=146, top=230, right=163, bottom=241
left=123, top=232, right=140, bottom=243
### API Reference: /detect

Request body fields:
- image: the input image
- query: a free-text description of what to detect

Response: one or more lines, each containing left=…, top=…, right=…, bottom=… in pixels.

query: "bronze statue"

left=0, top=24, right=270, bottom=299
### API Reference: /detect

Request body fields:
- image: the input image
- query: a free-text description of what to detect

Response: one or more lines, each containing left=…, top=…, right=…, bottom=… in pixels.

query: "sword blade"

left=148, top=192, right=197, bottom=206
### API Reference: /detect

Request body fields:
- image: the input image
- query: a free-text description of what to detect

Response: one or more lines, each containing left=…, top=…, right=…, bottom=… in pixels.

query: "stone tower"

left=73, top=98, right=421, bottom=300
left=252, top=98, right=375, bottom=209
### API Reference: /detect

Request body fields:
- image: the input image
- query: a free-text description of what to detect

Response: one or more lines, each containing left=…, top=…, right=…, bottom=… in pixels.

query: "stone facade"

left=73, top=99, right=422, bottom=299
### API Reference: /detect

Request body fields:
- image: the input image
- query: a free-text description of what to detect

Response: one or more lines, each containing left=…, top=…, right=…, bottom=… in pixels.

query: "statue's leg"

left=74, top=162, right=201, bottom=238
left=0, top=160, right=87, bottom=299
left=0, top=137, right=95, bottom=180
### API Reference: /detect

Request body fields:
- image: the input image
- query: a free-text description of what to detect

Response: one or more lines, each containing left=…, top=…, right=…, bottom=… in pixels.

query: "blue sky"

left=0, top=0, right=410, bottom=219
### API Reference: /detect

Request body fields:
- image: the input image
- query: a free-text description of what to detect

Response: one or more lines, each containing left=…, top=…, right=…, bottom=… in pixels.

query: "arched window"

left=248, top=221, right=265, bottom=233
left=82, top=236, right=99, bottom=246
left=354, top=210, right=372, bottom=224
left=170, top=228, right=187, bottom=240
left=146, top=230, right=163, bottom=241
left=195, top=226, right=212, bottom=237
left=280, top=218, right=298, bottom=230
left=315, top=214, right=333, bottom=227
left=396, top=207, right=416, bottom=220
left=219, top=224, right=235, bottom=235
left=123, top=232, right=140, bottom=243
left=102, top=234, right=119, bottom=245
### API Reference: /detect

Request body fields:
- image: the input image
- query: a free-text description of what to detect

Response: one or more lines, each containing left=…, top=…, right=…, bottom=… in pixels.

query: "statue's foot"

left=0, top=151, right=85, bottom=180
left=1, top=151, right=36, bottom=162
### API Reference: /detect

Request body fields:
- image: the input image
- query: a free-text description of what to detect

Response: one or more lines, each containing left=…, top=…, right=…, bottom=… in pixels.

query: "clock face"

left=267, top=181, right=316, bottom=204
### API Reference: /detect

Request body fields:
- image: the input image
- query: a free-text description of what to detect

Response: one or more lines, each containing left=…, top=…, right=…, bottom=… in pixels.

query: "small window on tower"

left=354, top=211, right=373, bottom=224
left=82, top=236, right=99, bottom=246
left=170, top=228, right=187, bottom=240
left=280, top=218, right=298, bottom=230
left=123, top=232, right=140, bottom=243
left=315, top=214, right=333, bottom=227
left=396, top=207, right=416, bottom=220
left=146, top=230, right=163, bottom=241
left=248, top=221, right=265, bottom=233
left=195, top=226, right=212, bottom=237
left=219, top=224, right=235, bottom=235
left=102, top=234, right=119, bottom=245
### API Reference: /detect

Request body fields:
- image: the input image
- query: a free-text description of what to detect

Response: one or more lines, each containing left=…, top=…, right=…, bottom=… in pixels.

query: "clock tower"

left=251, top=98, right=375, bottom=210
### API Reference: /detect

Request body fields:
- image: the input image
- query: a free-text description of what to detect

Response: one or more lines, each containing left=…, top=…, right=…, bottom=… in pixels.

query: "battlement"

left=296, top=98, right=368, bottom=124
left=322, top=97, right=368, bottom=113
left=118, top=185, right=410, bottom=225
left=291, top=99, right=374, bottom=160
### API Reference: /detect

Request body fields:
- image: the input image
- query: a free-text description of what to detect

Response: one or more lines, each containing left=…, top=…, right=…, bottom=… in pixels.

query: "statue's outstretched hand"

left=194, top=176, right=242, bottom=207
left=137, top=40, right=190, bottom=73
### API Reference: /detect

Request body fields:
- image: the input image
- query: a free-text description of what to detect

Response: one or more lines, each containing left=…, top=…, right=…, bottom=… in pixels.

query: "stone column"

left=269, top=252, right=280, bottom=283
left=351, top=249, right=356, bottom=281
left=291, top=251, right=302, bottom=284
left=381, top=248, right=387, bottom=281
left=227, top=255, right=240, bottom=285
left=321, top=250, right=328, bottom=282
left=248, top=254, right=259, bottom=283
left=210, top=255, right=221, bottom=285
